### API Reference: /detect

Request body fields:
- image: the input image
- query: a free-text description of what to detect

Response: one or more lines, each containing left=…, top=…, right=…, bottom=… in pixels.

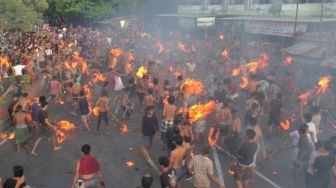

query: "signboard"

left=196, top=17, right=215, bottom=28
left=245, top=20, right=307, bottom=37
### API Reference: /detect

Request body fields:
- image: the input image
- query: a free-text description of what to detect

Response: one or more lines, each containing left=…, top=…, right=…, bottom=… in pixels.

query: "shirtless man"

left=13, top=105, right=31, bottom=152
left=143, top=88, right=156, bottom=108
left=72, top=78, right=81, bottom=113
left=96, top=91, right=110, bottom=131
left=13, top=93, right=31, bottom=113
left=161, top=95, right=177, bottom=150
left=169, top=135, right=187, bottom=187
left=216, top=101, right=232, bottom=139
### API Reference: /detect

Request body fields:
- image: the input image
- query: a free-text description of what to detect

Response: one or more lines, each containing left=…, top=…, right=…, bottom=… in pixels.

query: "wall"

left=177, top=3, right=336, bottom=17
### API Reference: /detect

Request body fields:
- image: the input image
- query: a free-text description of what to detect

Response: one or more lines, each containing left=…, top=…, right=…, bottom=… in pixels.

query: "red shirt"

left=79, top=155, right=100, bottom=175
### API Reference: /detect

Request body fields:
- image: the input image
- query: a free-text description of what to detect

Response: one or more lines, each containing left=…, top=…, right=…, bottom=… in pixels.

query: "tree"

left=0, top=0, right=48, bottom=32
left=46, top=0, right=121, bottom=25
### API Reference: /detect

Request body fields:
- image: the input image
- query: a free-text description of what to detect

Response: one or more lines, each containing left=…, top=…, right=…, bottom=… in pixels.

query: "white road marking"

left=212, top=147, right=225, bottom=188
left=256, top=170, right=282, bottom=188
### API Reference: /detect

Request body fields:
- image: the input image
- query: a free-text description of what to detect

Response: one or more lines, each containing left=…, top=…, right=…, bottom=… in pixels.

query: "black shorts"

left=268, top=115, right=280, bottom=126
left=233, top=166, right=254, bottom=181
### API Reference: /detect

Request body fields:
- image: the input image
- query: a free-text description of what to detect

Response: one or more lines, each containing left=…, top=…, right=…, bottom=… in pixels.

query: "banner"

left=244, top=20, right=307, bottom=37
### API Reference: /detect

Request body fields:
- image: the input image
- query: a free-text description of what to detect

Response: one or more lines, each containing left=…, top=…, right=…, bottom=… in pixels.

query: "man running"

left=78, top=90, right=90, bottom=131
left=96, top=91, right=110, bottom=131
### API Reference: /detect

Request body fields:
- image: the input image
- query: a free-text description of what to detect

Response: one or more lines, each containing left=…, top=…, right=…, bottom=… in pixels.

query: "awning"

left=217, top=16, right=336, bottom=23
left=282, top=41, right=326, bottom=59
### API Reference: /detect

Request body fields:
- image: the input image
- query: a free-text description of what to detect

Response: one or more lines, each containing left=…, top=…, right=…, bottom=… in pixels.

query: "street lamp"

left=120, top=20, right=126, bottom=29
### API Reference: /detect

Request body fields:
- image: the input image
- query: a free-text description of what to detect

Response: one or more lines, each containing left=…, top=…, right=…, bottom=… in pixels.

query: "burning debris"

left=180, top=79, right=204, bottom=95
left=136, top=66, right=148, bottom=78
left=57, top=121, right=76, bottom=131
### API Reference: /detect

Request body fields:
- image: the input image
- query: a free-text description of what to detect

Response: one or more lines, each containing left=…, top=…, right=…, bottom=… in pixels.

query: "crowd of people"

left=0, top=21, right=336, bottom=188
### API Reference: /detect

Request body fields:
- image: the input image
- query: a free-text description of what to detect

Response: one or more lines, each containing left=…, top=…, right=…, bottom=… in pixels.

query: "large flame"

left=246, top=61, right=259, bottom=73
left=283, top=56, right=293, bottom=65
left=221, top=49, right=229, bottom=58
left=280, top=119, right=290, bottom=130
left=208, top=127, right=220, bottom=146
left=120, top=124, right=128, bottom=135
left=231, top=67, right=241, bottom=77
left=180, top=79, right=204, bottom=95
left=317, top=76, right=331, bottom=94
left=156, top=41, right=164, bottom=54
left=92, top=107, right=99, bottom=116
left=111, top=48, right=123, bottom=57
left=72, top=51, right=88, bottom=74
left=136, top=66, right=148, bottom=78
left=239, top=76, right=249, bottom=88
left=188, top=101, right=216, bottom=123
left=57, top=120, right=76, bottom=131
left=0, top=55, right=10, bottom=68
left=178, top=42, right=188, bottom=53
left=298, top=90, right=313, bottom=104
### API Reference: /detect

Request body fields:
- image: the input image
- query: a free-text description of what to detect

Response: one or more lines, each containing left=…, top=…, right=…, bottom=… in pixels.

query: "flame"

left=317, top=76, right=331, bottom=94
left=188, top=101, right=216, bottom=123
left=57, top=130, right=65, bottom=144
left=72, top=51, right=88, bottom=74
left=57, top=99, right=65, bottom=105
left=111, top=48, right=123, bottom=57
left=120, top=124, right=128, bottom=135
left=90, top=73, right=106, bottom=83
left=219, top=33, right=224, bottom=40
left=180, top=79, right=204, bottom=95
left=178, top=42, right=188, bottom=53
left=9, top=132, right=15, bottom=140
left=221, top=49, right=229, bottom=58
left=246, top=61, right=259, bottom=73
left=231, top=67, right=241, bottom=77
left=298, top=90, right=313, bottom=104
left=283, top=56, right=293, bottom=65
left=126, top=161, right=135, bottom=167
left=57, top=120, right=76, bottom=131
left=239, top=76, right=249, bottom=89
left=0, top=132, right=7, bottom=140
left=136, top=66, right=148, bottom=78
left=156, top=41, right=164, bottom=54
left=0, top=55, right=10, bottom=69
left=208, top=127, right=220, bottom=146
left=92, top=107, right=99, bottom=116
left=280, top=119, right=290, bottom=130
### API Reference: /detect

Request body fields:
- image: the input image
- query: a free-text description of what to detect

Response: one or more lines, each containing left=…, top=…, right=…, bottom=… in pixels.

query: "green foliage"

left=0, top=0, right=48, bottom=32
left=47, top=0, right=121, bottom=23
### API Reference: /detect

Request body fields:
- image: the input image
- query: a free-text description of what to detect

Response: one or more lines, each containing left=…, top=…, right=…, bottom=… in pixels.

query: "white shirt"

left=45, top=49, right=52, bottom=56
left=307, top=122, right=317, bottom=143
left=12, top=65, right=26, bottom=76
left=289, top=130, right=313, bottom=146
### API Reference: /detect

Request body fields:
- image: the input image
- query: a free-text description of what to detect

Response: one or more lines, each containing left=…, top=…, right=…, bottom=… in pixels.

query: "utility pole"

left=319, top=0, right=324, bottom=41
left=293, top=0, right=299, bottom=37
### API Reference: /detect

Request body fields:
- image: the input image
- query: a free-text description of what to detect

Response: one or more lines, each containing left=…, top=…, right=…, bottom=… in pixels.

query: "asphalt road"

left=1, top=82, right=336, bottom=188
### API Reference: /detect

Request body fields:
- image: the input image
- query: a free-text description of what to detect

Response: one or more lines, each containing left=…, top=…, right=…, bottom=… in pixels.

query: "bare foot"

left=30, top=151, right=37, bottom=156
left=53, top=146, right=61, bottom=151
